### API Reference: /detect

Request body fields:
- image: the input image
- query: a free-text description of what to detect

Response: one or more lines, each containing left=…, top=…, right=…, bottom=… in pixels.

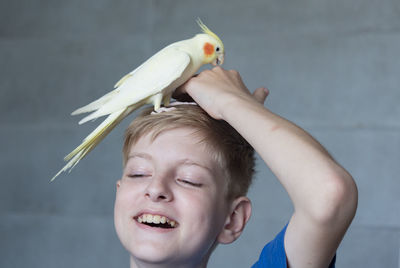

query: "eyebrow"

left=178, top=158, right=213, bottom=174
left=127, top=152, right=152, bottom=161
left=127, top=153, right=213, bottom=173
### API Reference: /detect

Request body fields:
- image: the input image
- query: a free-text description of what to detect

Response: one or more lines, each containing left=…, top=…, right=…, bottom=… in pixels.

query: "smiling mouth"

left=136, top=214, right=178, bottom=229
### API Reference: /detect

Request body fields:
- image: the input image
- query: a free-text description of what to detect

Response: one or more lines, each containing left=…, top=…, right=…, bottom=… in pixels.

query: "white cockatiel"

left=51, top=20, right=224, bottom=181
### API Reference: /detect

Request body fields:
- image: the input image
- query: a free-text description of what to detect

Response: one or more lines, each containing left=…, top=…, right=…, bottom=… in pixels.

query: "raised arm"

left=176, top=67, right=358, bottom=268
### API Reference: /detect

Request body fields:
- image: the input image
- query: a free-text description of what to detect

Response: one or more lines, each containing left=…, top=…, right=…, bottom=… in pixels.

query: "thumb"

left=253, top=87, right=270, bottom=104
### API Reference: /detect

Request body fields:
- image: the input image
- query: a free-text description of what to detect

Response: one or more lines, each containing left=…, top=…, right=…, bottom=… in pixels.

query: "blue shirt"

left=251, top=224, right=336, bottom=267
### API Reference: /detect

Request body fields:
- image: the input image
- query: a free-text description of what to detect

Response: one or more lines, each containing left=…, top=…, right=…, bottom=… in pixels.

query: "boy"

left=114, top=67, right=358, bottom=267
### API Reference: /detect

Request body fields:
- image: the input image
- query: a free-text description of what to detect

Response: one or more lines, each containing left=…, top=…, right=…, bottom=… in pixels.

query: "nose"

left=144, top=176, right=172, bottom=202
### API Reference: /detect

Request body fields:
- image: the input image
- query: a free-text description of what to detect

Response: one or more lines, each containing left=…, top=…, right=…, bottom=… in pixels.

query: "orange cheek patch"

left=203, top=42, right=214, bottom=57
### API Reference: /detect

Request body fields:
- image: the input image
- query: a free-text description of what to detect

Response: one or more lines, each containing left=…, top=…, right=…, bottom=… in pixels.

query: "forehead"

left=131, top=127, right=208, bottom=157
left=135, top=126, right=203, bottom=146
left=129, top=127, right=224, bottom=174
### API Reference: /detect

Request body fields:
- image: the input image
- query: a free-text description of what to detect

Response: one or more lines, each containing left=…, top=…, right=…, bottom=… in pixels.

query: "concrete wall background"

left=1, top=0, right=399, bottom=267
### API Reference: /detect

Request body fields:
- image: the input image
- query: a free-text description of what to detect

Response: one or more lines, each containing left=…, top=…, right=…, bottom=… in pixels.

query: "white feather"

left=52, top=29, right=224, bottom=181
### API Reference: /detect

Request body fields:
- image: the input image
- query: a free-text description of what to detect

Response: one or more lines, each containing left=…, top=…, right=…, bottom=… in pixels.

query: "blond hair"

left=123, top=105, right=255, bottom=201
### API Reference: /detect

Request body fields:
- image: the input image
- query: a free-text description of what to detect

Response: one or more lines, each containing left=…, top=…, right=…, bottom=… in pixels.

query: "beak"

left=212, top=53, right=224, bottom=66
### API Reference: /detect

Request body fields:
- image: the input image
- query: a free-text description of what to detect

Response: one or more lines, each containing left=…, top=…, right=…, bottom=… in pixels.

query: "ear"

left=217, top=196, right=252, bottom=244
left=116, top=179, right=121, bottom=190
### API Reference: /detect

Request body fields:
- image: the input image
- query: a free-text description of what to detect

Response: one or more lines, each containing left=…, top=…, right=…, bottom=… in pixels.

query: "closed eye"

left=127, top=174, right=149, bottom=178
left=178, top=178, right=203, bottom=187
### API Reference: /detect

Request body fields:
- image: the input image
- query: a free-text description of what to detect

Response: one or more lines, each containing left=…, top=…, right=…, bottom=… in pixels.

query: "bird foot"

left=151, top=101, right=198, bottom=114
left=151, top=106, right=177, bottom=114
left=168, top=101, right=197, bottom=107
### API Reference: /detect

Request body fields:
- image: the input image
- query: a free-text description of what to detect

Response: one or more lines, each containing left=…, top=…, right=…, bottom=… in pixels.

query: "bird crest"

left=197, top=18, right=224, bottom=51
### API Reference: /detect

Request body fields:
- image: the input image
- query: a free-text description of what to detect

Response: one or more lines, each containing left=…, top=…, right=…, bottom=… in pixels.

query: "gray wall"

left=1, top=0, right=399, bottom=267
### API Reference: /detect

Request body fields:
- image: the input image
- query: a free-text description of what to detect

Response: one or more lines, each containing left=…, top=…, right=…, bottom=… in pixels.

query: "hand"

left=174, top=67, right=269, bottom=120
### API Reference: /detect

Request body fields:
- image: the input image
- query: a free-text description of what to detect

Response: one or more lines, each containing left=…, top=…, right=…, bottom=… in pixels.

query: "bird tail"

left=51, top=107, right=132, bottom=182
left=71, top=89, right=119, bottom=116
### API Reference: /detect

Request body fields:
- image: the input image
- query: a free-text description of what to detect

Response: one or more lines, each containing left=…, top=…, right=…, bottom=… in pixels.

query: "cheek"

left=114, top=193, right=125, bottom=219
left=114, top=186, right=137, bottom=226
left=203, top=42, right=214, bottom=57
left=180, top=194, right=228, bottom=253
left=114, top=192, right=127, bottom=231
left=179, top=189, right=226, bottom=227
left=116, top=180, right=143, bottom=202
left=114, top=187, right=141, bottom=247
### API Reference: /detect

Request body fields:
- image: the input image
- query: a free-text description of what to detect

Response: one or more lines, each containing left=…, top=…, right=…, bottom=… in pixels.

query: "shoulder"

left=251, top=224, right=336, bottom=268
left=251, top=224, right=288, bottom=268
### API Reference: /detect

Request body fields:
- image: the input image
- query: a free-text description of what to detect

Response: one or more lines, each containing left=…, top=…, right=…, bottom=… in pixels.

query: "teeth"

left=153, top=215, right=160, bottom=224
left=137, top=213, right=177, bottom=228
left=160, top=216, right=166, bottom=224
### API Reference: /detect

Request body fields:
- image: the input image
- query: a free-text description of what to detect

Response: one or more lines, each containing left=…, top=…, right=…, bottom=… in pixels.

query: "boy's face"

left=114, top=127, right=231, bottom=266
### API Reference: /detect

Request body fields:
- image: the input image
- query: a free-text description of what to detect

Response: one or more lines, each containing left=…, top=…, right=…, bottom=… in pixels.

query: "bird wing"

left=71, top=51, right=154, bottom=116
left=79, top=47, right=191, bottom=124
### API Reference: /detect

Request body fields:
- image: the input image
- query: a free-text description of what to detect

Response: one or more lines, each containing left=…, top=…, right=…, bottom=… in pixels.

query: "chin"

left=131, top=250, right=188, bottom=268
left=129, top=241, right=211, bottom=268
left=126, top=240, right=178, bottom=263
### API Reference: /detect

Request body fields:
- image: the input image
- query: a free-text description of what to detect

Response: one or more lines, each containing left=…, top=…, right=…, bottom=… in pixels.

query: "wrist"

left=219, top=93, right=267, bottom=123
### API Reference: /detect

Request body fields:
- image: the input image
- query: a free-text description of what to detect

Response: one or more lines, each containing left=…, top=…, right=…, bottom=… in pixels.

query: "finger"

left=173, top=77, right=196, bottom=101
left=253, top=87, right=270, bottom=104
left=212, top=66, right=225, bottom=72
left=174, top=74, right=197, bottom=97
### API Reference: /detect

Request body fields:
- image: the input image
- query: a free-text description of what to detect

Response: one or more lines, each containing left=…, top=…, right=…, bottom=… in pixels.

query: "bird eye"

left=216, top=46, right=220, bottom=52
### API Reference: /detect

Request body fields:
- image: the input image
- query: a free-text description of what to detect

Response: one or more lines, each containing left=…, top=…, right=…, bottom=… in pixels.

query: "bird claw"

left=151, top=101, right=198, bottom=114
left=168, top=101, right=197, bottom=107
left=151, top=106, right=177, bottom=114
